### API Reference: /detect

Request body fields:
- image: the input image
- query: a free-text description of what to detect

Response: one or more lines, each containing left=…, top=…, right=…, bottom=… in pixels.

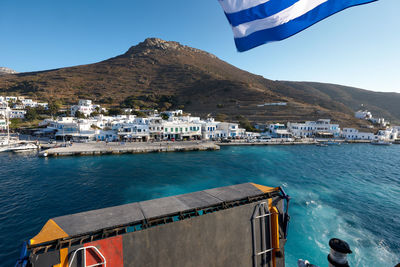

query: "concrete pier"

left=39, top=141, right=219, bottom=157
left=218, top=140, right=318, bottom=146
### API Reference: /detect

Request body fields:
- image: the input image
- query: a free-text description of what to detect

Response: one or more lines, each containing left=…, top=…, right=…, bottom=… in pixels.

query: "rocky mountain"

left=0, top=67, right=17, bottom=75
left=0, top=38, right=398, bottom=127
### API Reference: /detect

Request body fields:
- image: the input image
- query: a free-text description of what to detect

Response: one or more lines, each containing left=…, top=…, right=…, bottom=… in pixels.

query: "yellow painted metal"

left=53, top=248, right=68, bottom=267
left=251, top=183, right=280, bottom=193
left=270, top=206, right=280, bottom=267
left=30, top=219, right=68, bottom=245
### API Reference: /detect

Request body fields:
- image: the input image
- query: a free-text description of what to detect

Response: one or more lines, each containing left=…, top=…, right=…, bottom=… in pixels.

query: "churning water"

left=0, top=144, right=399, bottom=266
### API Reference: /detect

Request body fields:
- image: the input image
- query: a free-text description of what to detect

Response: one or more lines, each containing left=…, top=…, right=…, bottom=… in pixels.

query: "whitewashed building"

left=341, top=128, right=374, bottom=140
left=355, top=110, right=372, bottom=120
left=9, top=109, right=26, bottom=119
left=0, top=119, right=7, bottom=130
left=268, top=123, right=292, bottom=138
left=71, top=100, right=100, bottom=117
left=5, top=96, right=17, bottom=102
left=375, top=128, right=398, bottom=141
left=215, top=122, right=245, bottom=138
left=288, top=119, right=340, bottom=138
left=201, top=118, right=220, bottom=140
left=163, top=119, right=202, bottom=140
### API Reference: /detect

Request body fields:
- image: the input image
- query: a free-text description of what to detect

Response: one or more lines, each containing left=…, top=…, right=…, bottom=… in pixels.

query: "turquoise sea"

left=0, top=144, right=399, bottom=266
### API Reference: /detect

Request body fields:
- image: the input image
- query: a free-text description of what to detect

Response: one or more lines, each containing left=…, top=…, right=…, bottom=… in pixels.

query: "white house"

left=355, top=110, right=372, bottom=120
left=215, top=122, right=245, bottom=138
left=95, top=130, right=118, bottom=142
left=118, top=124, right=150, bottom=141
left=21, top=99, right=37, bottom=108
left=341, top=128, right=374, bottom=140
left=375, top=128, right=398, bottom=141
left=0, top=119, right=7, bottom=130
left=161, top=110, right=183, bottom=118
left=5, top=96, right=17, bottom=102
left=201, top=118, right=220, bottom=140
left=267, top=123, right=292, bottom=138
left=71, top=99, right=100, bottom=117
left=9, top=109, right=26, bottom=119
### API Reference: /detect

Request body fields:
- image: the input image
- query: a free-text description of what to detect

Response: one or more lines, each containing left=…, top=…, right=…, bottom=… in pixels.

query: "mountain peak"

left=0, top=67, right=17, bottom=75
left=125, top=38, right=217, bottom=58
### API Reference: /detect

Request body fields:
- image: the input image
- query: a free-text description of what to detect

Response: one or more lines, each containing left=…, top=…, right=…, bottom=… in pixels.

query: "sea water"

left=0, top=144, right=399, bottom=266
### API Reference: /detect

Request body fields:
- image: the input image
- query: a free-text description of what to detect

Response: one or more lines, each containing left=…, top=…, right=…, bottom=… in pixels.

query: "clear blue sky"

left=0, top=0, right=399, bottom=93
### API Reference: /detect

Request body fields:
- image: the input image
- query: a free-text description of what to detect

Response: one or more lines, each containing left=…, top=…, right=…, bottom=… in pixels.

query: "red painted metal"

left=84, top=235, right=123, bottom=266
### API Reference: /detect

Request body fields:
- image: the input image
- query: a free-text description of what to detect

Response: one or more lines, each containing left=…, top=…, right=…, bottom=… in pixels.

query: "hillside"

left=0, top=38, right=398, bottom=127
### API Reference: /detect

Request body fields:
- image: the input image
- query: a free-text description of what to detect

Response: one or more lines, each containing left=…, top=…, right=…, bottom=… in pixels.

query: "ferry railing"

left=68, top=246, right=106, bottom=267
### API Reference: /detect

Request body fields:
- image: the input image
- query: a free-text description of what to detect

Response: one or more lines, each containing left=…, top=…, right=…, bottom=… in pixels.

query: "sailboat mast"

left=6, top=106, right=10, bottom=143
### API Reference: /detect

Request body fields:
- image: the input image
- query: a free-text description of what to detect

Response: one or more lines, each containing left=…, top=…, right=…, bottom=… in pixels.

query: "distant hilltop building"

left=354, top=109, right=388, bottom=127
left=355, top=110, right=372, bottom=120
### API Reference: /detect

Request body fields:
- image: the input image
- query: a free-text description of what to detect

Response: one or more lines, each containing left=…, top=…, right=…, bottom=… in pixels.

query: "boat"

left=11, top=143, right=38, bottom=152
left=316, top=143, right=328, bottom=147
left=0, top=108, right=37, bottom=153
left=16, top=183, right=290, bottom=267
left=0, top=142, right=38, bottom=152
left=371, top=140, right=392, bottom=146
left=326, top=140, right=341, bottom=145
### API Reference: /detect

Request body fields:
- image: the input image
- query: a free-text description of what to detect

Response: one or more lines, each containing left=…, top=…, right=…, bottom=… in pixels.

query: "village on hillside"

left=0, top=95, right=399, bottom=144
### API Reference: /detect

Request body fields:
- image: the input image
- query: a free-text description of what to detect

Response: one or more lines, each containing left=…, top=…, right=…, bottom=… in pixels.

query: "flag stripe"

left=225, top=0, right=299, bottom=27
left=218, top=0, right=270, bottom=14
left=233, top=0, right=377, bottom=52
left=232, top=0, right=328, bottom=38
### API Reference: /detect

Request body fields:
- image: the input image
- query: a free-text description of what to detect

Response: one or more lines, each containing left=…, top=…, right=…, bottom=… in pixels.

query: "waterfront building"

left=163, top=119, right=202, bottom=140
left=268, top=123, right=293, bottom=138
left=148, top=117, right=164, bottom=141
left=215, top=122, right=245, bottom=138
left=341, top=128, right=374, bottom=140
left=118, top=124, right=149, bottom=141
left=95, top=130, right=119, bottom=142
left=288, top=119, right=340, bottom=138
left=375, top=128, right=398, bottom=141
left=201, top=118, right=220, bottom=140
left=118, top=117, right=150, bottom=142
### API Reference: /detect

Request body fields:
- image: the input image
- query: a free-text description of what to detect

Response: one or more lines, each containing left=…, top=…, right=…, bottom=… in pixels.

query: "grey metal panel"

left=51, top=183, right=266, bottom=237
left=53, top=202, right=145, bottom=236
left=139, top=196, right=190, bottom=219
left=122, top=199, right=285, bottom=267
left=203, top=183, right=263, bottom=202
left=175, top=191, right=222, bottom=209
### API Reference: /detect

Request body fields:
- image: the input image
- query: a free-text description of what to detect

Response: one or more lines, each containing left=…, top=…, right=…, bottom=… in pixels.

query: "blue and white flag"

left=218, top=0, right=376, bottom=51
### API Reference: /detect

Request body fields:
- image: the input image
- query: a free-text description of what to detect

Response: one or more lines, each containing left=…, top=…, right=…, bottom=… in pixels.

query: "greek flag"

left=218, top=0, right=376, bottom=51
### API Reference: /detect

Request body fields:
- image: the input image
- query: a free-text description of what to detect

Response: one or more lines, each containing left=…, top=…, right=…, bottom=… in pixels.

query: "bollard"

left=328, top=238, right=352, bottom=267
